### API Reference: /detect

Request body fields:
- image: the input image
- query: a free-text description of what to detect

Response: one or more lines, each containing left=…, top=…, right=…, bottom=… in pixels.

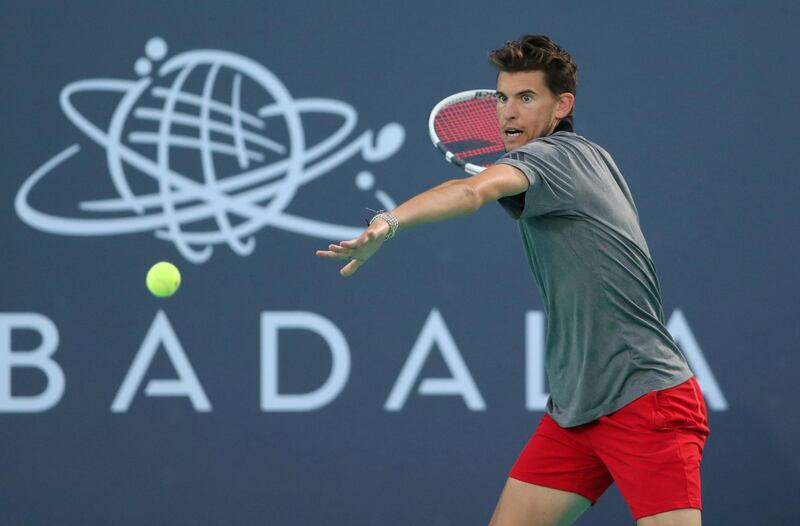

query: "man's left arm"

left=315, top=164, right=529, bottom=276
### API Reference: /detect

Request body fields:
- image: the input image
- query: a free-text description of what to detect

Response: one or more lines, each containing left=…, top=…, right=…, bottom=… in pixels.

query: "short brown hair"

left=489, top=35, right=578, bottom=99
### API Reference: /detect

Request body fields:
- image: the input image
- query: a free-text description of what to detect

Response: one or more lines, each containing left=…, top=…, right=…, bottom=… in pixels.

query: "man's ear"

left=556, top=92, right=575, bottom=118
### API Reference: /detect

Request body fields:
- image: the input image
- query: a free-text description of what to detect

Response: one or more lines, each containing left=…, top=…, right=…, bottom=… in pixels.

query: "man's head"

left=489, top=35, right=578, bottom=150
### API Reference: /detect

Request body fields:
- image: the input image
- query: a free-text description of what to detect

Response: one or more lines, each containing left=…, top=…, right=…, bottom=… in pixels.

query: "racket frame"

left=428, top=89, right=499, bottom=176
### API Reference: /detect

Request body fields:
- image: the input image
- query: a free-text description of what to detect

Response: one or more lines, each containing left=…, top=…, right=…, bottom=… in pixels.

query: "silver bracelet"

left=369, top=210, right=399, bottom=240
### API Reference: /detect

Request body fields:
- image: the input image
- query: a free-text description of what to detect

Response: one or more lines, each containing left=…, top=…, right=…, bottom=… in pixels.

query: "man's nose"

left=502, top=101, right=518, bottom=120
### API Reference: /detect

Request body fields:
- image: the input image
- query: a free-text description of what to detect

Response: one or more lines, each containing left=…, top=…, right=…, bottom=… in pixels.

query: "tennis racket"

left=428, top=89, right=504, bottom=176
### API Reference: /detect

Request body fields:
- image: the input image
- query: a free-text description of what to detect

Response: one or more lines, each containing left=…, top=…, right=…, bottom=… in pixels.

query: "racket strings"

left=434, top=95, right=504, bottom=166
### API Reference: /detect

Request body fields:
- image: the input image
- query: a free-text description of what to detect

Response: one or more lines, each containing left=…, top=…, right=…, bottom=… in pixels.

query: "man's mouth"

left=504, top=127, right=524, bottom=138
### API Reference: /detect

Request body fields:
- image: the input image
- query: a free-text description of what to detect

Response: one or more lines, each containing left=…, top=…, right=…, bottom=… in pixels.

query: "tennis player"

left=316, top=35, right=709, bottom=526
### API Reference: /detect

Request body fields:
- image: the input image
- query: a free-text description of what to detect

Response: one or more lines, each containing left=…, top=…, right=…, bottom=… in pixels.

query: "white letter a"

left=667, top=309, right=728, bottom=411
left=385, top=309, right=485, bottom=411
left=111, top=311, right=211, bottom=412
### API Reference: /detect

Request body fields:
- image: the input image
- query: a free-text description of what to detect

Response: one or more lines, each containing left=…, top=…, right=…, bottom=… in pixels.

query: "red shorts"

left=509, top=377, right=710, bottom=520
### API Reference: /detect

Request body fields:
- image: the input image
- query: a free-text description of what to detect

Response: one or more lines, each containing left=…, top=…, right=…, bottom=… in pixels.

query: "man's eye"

left=522, top=95, right=533, bottom=103
left=496, top=94, right=507, bottom=103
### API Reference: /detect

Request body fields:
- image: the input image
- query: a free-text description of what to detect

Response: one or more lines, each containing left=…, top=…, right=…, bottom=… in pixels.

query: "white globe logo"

left=17, top=37, right=404, bottom=263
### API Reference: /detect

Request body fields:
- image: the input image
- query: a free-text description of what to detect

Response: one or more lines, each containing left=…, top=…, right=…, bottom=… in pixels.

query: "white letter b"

left=0, top=313, right=64, bottom=412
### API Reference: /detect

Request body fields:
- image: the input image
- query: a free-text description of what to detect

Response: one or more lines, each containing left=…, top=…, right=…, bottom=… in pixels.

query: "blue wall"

left=2, top=1, right=799, bottom=524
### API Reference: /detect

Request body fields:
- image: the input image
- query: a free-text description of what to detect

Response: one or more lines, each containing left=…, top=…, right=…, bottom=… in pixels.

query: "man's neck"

left=553, top=116, right=574, bottom=134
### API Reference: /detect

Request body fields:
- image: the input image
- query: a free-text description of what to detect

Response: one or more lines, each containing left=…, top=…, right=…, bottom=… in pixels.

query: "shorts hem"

left=508, top=472, right=599, bottom=506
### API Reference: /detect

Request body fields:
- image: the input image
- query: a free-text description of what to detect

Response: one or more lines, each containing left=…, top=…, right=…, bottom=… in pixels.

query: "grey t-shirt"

left=497, top=131, right=692, bottom=427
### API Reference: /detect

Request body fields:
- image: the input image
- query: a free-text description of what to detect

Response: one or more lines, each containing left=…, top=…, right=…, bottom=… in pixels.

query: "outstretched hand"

left=315, top=225, right=388, bottom=277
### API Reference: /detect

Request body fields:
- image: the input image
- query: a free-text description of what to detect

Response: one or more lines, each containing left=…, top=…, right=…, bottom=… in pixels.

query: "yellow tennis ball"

left=146, top=261, right=181, bottom=298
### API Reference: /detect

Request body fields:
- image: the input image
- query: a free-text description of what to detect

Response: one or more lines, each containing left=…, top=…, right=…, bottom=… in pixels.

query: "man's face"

left=496, top=70, right=569, bottom=151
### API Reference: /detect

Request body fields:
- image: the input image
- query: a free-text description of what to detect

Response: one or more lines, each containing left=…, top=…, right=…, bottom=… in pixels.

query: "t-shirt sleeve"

left=496, top=140, right=576, bottom=220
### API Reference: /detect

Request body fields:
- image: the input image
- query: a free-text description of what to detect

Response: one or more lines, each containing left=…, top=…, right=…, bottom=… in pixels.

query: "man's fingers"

left=340, top=237, right=360, bottom=248
left=340, top=259, right=360, bottom=277
left=316, top=235, right=372, bottom=275
left=316, top=250, right=349, bottom=260
left=317, top=241, right=356, bottom=259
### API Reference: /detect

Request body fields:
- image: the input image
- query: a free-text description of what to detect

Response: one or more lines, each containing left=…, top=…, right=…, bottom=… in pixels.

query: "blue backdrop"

left=2, top=1, right=799, bottom=524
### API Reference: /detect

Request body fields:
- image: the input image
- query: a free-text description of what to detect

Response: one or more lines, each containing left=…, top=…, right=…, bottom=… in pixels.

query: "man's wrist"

left=369, top=220, right=391, bottom=241
left=368, top=210, right=399, bottom=240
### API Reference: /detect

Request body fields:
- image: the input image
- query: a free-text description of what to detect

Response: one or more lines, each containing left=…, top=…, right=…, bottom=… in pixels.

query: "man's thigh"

left=637, top=508, right=701, bottom=526
left=489, top=478, right=591, bottom=526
